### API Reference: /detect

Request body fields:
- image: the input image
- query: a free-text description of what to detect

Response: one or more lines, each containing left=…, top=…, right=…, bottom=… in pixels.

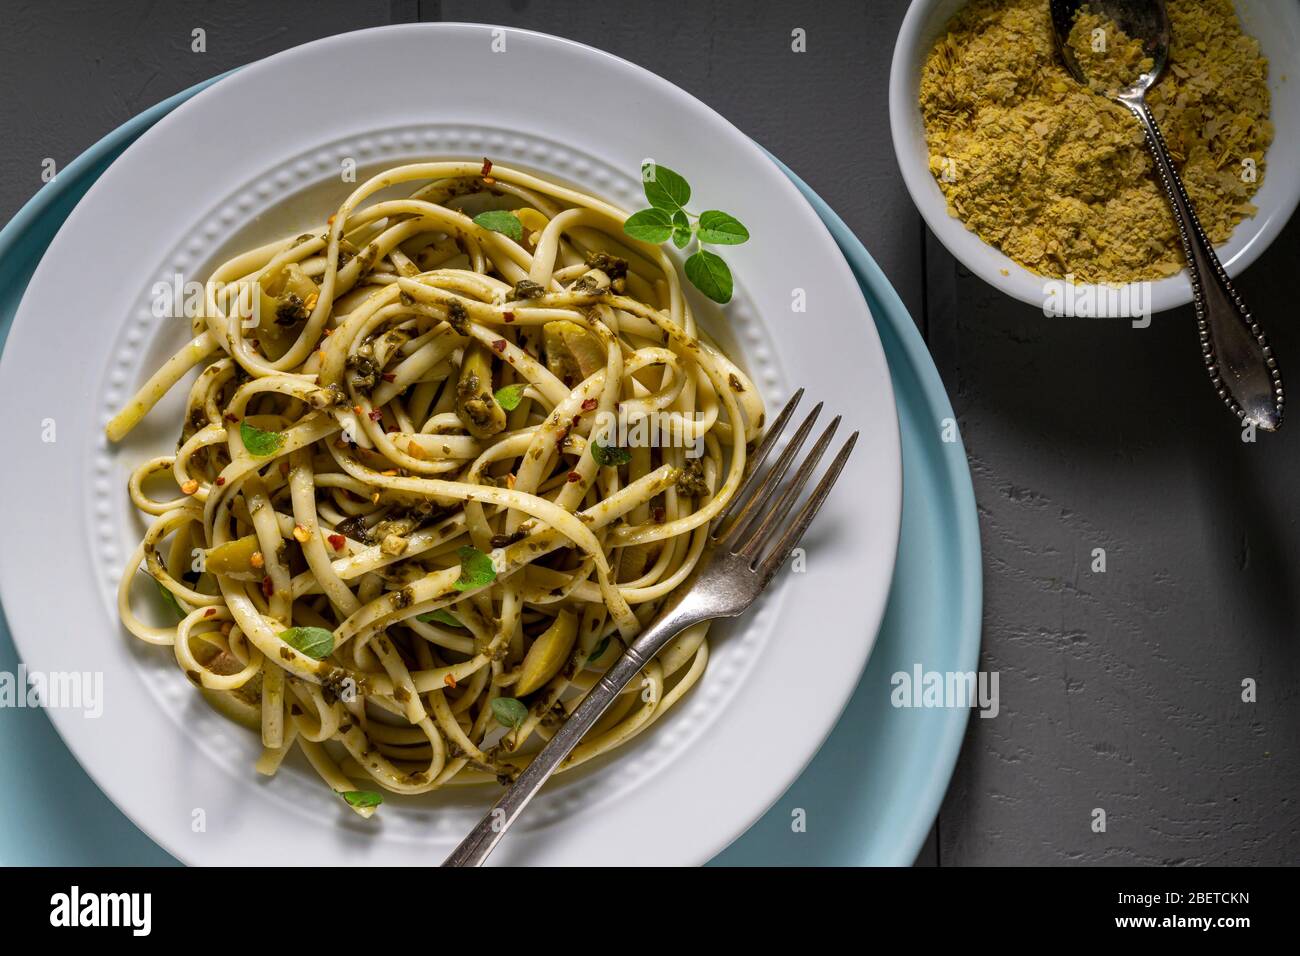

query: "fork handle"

left=441, top=597, right=704, bottom=867
left=1119, top=93, right=1283, bottom=430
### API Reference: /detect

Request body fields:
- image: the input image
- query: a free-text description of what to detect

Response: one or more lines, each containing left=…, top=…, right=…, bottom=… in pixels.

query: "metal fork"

left=441, top=389, right=857, bottom=866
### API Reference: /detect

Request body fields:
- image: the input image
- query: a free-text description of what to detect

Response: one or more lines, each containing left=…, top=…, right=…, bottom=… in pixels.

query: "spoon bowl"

left=1050, top=0, right=1169, bottom=97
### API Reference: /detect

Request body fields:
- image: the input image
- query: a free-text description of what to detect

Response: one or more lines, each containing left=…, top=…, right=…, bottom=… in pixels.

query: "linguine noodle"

left=108, top=160, right=764, bottom=815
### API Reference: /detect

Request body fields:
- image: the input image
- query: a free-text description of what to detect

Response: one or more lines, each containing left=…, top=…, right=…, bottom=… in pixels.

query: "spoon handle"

left=1119, top=95, right=1284, bottom=431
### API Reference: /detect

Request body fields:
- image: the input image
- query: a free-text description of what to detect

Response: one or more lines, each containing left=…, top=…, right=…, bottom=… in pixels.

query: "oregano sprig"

left=623, top=162, right=750, bottom=304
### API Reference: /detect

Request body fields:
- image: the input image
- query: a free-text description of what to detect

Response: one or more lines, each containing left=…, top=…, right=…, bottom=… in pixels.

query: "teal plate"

left=0, top=78, right=980, bottom=867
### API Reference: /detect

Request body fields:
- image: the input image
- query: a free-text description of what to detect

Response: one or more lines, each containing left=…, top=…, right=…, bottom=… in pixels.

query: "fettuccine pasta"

left=108, top=160, right=763, bottom=816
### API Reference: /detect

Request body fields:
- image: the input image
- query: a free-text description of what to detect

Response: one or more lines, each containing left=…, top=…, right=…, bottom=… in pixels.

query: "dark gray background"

left=3, top=0, right=1296, bottom=865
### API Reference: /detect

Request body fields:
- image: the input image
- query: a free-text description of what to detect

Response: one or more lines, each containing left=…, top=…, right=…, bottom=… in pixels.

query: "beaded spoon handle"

left=1051, top=0, right=1283, bottom=431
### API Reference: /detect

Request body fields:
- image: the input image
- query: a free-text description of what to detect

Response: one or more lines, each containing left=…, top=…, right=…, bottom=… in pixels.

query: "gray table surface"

left=3, top=0, right=1296, bottom=866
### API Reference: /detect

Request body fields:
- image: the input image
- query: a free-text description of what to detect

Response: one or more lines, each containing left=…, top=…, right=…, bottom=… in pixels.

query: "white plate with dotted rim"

left=0, top=23, right=901, bottom=867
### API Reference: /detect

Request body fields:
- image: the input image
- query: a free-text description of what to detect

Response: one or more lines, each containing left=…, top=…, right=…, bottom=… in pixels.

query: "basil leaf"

left=491, top=697, right=528, bottom=729
left=493, top=383, right=527, bottom=411
left=586, top=636, right=611, bottom=665
left=278, top=626, right=334, bottom=660
left=239, top=420, right=284, bottom=458
left=623, top=208, right=673, bottom=244
left=455, top=546, right=497, bottom=591
left=417, top=609, right=464, bottom=628
left=155, top=579, right=185, bottom=619
left=590, top=441, right=632, bottom=467
left=685, top=249, right=734, bottom=304
left=671, top=210, right=693, bottom=249
left=641, top=163, right=690, bottom=211
left=696, top=210, right=750, bottom=245
left=342, top=790, right=383, bottom=808
left=472, top=210, right=523, bottom=241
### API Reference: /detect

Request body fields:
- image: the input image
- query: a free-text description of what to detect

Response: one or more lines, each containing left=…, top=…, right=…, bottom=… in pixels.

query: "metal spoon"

left=1050, top=0, right=1283, bottom=431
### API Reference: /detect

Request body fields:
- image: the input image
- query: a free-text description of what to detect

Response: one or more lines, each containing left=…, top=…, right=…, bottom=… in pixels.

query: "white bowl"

left=889, top=0, right=1300, bottom=314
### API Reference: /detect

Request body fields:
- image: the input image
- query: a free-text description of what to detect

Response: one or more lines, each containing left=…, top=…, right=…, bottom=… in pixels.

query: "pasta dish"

left=107, top=160, right=764, bottom=815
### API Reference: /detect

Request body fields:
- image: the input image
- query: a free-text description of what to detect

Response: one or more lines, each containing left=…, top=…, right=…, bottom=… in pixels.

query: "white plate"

left=0, top=23, right=901, bottom=866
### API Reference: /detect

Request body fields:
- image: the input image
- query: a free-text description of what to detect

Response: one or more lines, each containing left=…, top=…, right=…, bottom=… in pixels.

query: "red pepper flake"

left=381, top=372, right=396, bottom=382
left=203, top=607, right=217, bottom=618
left=444, top=673, right=457, bottom=689
left=215, top=476, right=226, bottom=486
left=566, top=471, right=582, bottom=483
left=327, top=534, right=346, bottom=551
left=491, top=339, right=507, bottom=353
left=368, top=409, right=383, bottom=422
left=581, top=398, right=598, bottom=411
left=555, top=426, right=570, bottom=446
left=503, top=311, right=515, bottom=323
left=571, top=415, right=582, bottom=427
left=261, top=576, right=273, bottom=598
left=481, top=157, right=493, bottom=177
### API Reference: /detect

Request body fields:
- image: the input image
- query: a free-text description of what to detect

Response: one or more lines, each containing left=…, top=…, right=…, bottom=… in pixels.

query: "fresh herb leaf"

left=624, top=165, right=748, bottom=303
left=155, top=579, right=185, bottom=619
left=417, top=609, right=464, bottom=628
left=623, top=208, right=674, bottom=244
left=491, top=697, right=528, bottom=729
left=641, top=163, right=691, bottom=211
left=455, top=546, right=497, bottom=591
left=472, top=210, right=523, bottom=241
left=278, top=626, right=334, bottom=660
left=586, top=636, right=611, bottom=664
left=671, top=210, right=693, bottom=249
left=342, top=790, right=383, bottom=808
left=685, top=249, right=734, bottom=304
left=590, top=441, right=632, bottom=467
left=696, top=210, right=750, bottom=245
left=493, top=383, right=527, bottom=411
left=239, top=420, right=284, bottom=458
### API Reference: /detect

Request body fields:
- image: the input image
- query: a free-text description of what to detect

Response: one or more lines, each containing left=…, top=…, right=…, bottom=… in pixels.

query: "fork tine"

left=710, top=389, right=803, bottom=535
left=756, top=432, right=858, bottom=581
left=737, top=415, right=841, bottom=561
left=716, top=402, right=822, bottom=547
